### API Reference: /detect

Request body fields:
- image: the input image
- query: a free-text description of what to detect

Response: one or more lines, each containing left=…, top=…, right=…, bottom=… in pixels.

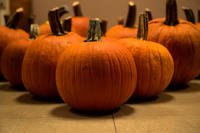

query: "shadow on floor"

left=127, top=93, right=174, bottom=105
left=166, top=81, right=200, bottom=93
left=50, top=104, right=134, bottom=119
left=0, top=82, right=26, bottom=92
left=15, top=93, right=63, bottom=105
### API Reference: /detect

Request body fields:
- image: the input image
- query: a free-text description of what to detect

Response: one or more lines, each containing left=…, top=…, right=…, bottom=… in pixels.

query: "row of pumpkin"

left=0, top=0, right=200, bottom=112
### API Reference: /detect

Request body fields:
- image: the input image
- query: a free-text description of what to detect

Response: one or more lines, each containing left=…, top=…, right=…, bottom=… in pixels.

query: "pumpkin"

left=1, top=24, right=39, bottom=87
left=119, top=13, right=174, bottom=98
left=22, top=8, right=83, bottom=99
left=106, top=1, right=137, bottom=39
left=148, top=0, right=200, bottom=85
left=56, top=19, right=137, bottom=112
left=0, top=8, right=28, bottom=78
left=70, top=1, right=90, bottom=37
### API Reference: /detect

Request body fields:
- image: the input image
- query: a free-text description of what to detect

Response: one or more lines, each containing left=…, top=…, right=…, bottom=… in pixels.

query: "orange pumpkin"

left=119, top=13, right=174, bottom=98
left=70, top=1, right=90, bottom=37
left=56, top=19, right=137, bottom=112
left=1, top=24, right=39, bottom=87
left=106, top=1, right=137, bottom=39
left=22, top=8, right=83, bottom=99
left=148, top=0, right=200, bottom=85
left=0, top=8, right=28, bottom=78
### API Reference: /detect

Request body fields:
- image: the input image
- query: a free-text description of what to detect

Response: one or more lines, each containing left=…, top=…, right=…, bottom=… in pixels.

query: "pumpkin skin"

left=119, top=38, right=174, bottom=97
left=71, top=17, right=89, bottom=37
left=1, top=39, right=31, bottom=86
left=148, top=19, right=200, bottom=85
left=22, top=32, right=83, bottom=98
left=56, top=40, right=137, bottom=111
left=106, top=25, right=137, bottom=39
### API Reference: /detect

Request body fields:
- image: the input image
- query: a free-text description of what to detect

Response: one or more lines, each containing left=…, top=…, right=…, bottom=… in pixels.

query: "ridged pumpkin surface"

left=119, top=38, right=174, bottom=97
left=106, top=25, right=137, bottom=39
left=22, top=32, right=83, bottom=98
left=1, top=39, right=31, bottom=86
left=148, top=18, right=200, bottom=85
left=56, top=40, right=137, bottom=111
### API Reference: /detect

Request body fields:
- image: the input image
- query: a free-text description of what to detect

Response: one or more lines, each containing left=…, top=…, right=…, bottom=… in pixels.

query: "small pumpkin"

left=106, top=1, right=137, bottom=39
left=70, top=1, right=90, bottom=37
left=148, top=0, right=200, bottom=85
left=1, top=24, right=39, bottom=87
left=0, top=8, right=28, bottom=78
left=56, top=19, right=137, bottom=112
left=22, top=8, right=83, bottom=98
left=119, top=13, right=174, bottom=98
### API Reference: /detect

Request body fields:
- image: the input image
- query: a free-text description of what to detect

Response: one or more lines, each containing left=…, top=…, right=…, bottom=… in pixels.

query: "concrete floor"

left=0, top=80, right=200, bottom=133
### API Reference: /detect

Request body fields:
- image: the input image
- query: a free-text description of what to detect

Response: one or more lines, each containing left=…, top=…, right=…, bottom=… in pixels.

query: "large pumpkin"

left=22, top=8, right=83, bottom=99
left=1, top=24, right=39, bottom=87
left=148, top=0, right=200, bottom=85
left=0, top=8, right=28, bottom=78
left=56, top=19, right=137, bottom=112
left=106, top=1, right=137, bottom=39
left=119, top=13, right=174, bottom=98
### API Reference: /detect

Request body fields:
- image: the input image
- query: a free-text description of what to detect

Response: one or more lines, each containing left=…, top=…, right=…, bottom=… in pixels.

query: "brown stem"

left=117, top=17, right=124, bottom=25
left=164, top=0, right=179, bottom=26
left=100, top=19, right=107, bottom=36
left=24, top=15, right=35, bottom=33
left=73, top=1, right=83, bottom=16
left=182, top=7, right=195, bottom=24
left=29, top=24, right=39, bottom=40
left=57, top=5, right=69, bottom=18
left=145, top=8, right=153, bottom=21
left=4, top=14, right=10, bottom=24
left=6, top=7, right=24, bottom=29
left=62, top=17, right=72, bottom=32
left=137, top=13, right=148, bottom=40
left=48, top=8, right=65, bottom=36
left=198, top=9, right=200, bottom=22
left=86, top=19, right=101, bottom=42
left=125, top=1, right=136, bottom=28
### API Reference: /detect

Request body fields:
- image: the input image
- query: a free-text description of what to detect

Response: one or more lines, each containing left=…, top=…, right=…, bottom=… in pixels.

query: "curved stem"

left=182, top=7, right=195, bottom=24
left=73, top=1, right=83, bottom=16
left=6, top=7, right=24, bottom=29
left=117, top=17, right=124, bottom=25
left=62, top=16, right=72, bottom=32
left=29, top=24, right=39, bottom=40
left=164, top=0, right=179, bottom=26
left=100, top=19, right=107, bottom=36
left=198, top=9, right=200, bottom=22
left=24, top=15, right=35, bottom=33
left=145, top=8, right=153, bottom=21
left=57, top=5, right=69, bottom=18
left=125, top=1, right=136, bottom=28
left=137, top=13, right=148, bottom=40
left=48, top=8, right=65, bottom=36
left=86, top=19, right=101, bottom=42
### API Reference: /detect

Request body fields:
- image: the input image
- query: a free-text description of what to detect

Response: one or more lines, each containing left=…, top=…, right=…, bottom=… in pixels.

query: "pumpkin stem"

left=118, top=17, right=124, bottom=25
left=4, top=14, right=10, bottom=24
left=182, top=7, right=195, bottom=24
left=137, top=13, right=148, bottom=40
left=86, top=19, right=102, bottom=42
left=100, top=19, right=107, bottom=36
left=62, top=16, right=72, bottom=32
left=29, top=24, right=40, bottom=40
left=145, top=8, right=153, bottom=21
left=48, top=8, right=65, bottom=36
left=164, top=0, right=179, bottom=26
left=125, top=1, right=136, bottom=28
left=6, top=7, right=24, bottom=29
left=24, top=15, right=35, bottom=33
left=57, top=5, right=69, bottom=18
left=198, top=9, right=200, bottom=22
left=73, top=1, right=83, bottom=16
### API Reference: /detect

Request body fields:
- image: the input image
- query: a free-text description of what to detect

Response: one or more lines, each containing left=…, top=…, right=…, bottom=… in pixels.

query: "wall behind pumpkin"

left=33, top=0, right=200, bottom=27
